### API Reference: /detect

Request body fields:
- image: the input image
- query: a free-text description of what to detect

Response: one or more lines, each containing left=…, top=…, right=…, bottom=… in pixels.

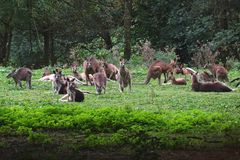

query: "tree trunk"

left=99, top=30, right=113, bottom=50
left=123, top=0, right=132, bottom=60
left=43, top=31, right=50, bottom=66
left=5, top=31, right=12, bottom=64
left=49, top=32, right=56, bottom=66
left=215, top=0, right=229, bottom=29
left=0, top=29, right=12, bottom=65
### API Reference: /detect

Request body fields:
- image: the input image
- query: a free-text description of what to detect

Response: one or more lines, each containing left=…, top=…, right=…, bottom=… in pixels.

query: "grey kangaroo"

left=118, top=58, right=131, bottom=92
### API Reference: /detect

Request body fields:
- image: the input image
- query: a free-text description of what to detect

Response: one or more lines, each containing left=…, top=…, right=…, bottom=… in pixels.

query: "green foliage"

left=154, top=50, right=177, bottom=62
left=0, top=65, right=240, bottom=152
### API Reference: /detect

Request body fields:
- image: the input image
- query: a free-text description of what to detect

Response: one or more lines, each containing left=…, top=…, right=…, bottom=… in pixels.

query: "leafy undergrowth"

left=0, top=66, right=240, bottom=157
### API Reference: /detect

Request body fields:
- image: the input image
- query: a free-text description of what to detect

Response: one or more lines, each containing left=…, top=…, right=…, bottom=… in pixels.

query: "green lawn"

left=0, top=66, right=240, bottom=157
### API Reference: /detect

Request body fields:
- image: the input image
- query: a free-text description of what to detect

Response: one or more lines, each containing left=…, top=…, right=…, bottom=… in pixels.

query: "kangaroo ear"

left=71, top=78, right=75, bottom=82
left=66, top=77, right=70, bottom=81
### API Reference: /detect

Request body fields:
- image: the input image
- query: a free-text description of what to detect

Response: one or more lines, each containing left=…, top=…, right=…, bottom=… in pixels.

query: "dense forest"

left=0, top=0, right=240, bottom=67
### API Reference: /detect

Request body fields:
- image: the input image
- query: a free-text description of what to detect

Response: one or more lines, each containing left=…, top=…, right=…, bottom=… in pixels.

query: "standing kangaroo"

left=6, top=67, right=32, bottom=89
left=103, top=61, right=119, bottom=80
left=118, top=58, right=131, bottom=92
left=145, top=59, right=177, bottom=85
left=204, top=63, right=229, bottom=82
left=83, top=57, right=100, bottom=85
left=93, top=66, right=107, bottom=95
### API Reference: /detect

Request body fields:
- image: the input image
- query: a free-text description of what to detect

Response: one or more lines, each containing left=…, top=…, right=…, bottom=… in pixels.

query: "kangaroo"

left=191, top=72, right=232, bottom=92
left=204, top=63, right=229, bottom=82
left=83, top=56, right=100, bottom=85
left=175, top=64, right=196, bottom=80
left=71, top=64, right=93, bottom=83
left=198, top=71, right=215, bottom=82
left=6, top=67, right=32, bottom=89
left=168, top=73, right=187, bottom=85
left=93, top=66, right=107, bottom=95
left=65, top=78, right=84, bottom=102
left=118, top=58, right=131, bottom=92
left=53, top=69, right=67, bottom=94
left=103, top=62, right=119, bottom=80
left=42, top=67, right=51, bottom=77
left=145, top=59, right=177, bottom=85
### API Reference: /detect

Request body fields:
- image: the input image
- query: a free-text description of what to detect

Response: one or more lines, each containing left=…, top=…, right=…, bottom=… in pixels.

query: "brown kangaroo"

left=83, top=57, right=100, bottom=85
left=191, top=72, right=232, bottom=92
left=175, top=63, right=184, bottom=74
left=198, top=71, right=215, bottom=82
left=118, top=58, right=131, bottom=92
left=42, top=67, right=51, bottom=77
left=6, top=67, right=32, bottom=89
left=103, top=62, right=119, bottom=80
left=168, top=73, right=187, bottom=85
left=93, top=66, right=107, bottom=95
left=204, top=63, right=229, bottom=82
left=145, top=59, right=177, bottom=85
left=71, top=64, right=93, bottom=83
left=175, top=64, right=196, bottom=80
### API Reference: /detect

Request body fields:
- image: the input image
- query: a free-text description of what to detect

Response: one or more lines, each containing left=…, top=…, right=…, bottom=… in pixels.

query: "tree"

left=0, top=1, right=16, bottom=65
left=123, top=0, right=132, bottom=60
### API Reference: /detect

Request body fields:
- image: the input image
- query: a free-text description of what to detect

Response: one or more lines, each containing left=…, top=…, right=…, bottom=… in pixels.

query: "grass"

left=0, top=65, right=240, bottom=156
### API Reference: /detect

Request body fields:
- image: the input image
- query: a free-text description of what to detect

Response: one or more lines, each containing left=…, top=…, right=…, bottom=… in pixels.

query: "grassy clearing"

left=0, top=66, right=240, bottom=154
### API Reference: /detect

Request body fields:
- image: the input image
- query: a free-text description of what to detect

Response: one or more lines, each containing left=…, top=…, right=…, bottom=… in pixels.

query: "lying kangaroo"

left=6, top=67, right=32, bottom=89
left=42, top=66, right=51, bottom=77
left=167, top=73, right=187, bottom=85
left=118, top=58, right=131, bottom=92
left=71, top=64, right=93, bottom=84
left=191, top=72, right=232, bottom=92
left=64, top=78, right=84, bottom=102
left=53, top=69, right=67, bottom=94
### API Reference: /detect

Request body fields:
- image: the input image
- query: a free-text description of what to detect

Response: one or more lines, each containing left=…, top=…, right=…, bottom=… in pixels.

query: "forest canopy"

left=0, top=0, right=239, bottom=68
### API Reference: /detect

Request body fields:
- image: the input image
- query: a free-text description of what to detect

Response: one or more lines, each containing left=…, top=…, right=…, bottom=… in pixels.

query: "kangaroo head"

left=119, top=58, right=127, bottom=68
left=53, top=69, right=64, bottom=82
left=6, top=69, right=16, bottom=78
left=85, top=57, right=97, bottom=69
left=170, top=59, right=177, bottom=68
left=71, top=64, right=78, bottom=72
left=66, top=78, right=77, bottom=90
left=96, top=85, right=102, bottom=95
